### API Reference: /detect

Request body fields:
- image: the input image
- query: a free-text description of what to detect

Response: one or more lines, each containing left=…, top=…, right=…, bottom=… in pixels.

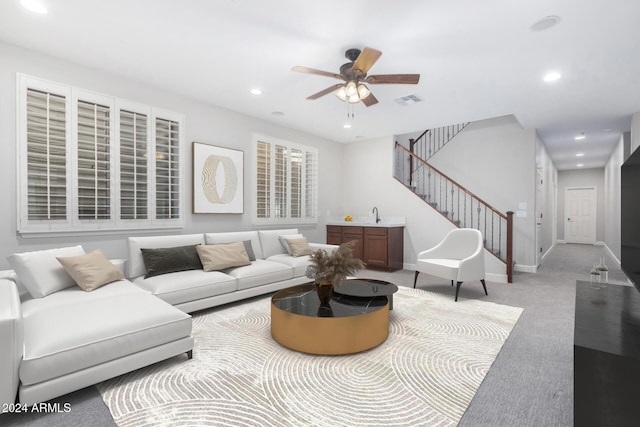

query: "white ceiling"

left=2, top=0, right=640, bottom=170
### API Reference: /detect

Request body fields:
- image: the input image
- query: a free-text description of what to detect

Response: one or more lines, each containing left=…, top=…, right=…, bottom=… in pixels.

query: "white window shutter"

left=119, top=109, right=148, bottom=220
left=154, top=117, right=180, bottom=220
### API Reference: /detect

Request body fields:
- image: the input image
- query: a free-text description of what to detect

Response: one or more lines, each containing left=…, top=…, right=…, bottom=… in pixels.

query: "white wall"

left=632, top=112, right=640, bottom=154
left=0, top=42, right=344, bottom=268
left=342, top=136, right=506, bottom=279
left=425, top=115, right=538, bottom=269
left=556, top=168, right=605, bottom=242
left=536, top=133, right=558, bottom=261
left=604, top=135, right=624, bottom=263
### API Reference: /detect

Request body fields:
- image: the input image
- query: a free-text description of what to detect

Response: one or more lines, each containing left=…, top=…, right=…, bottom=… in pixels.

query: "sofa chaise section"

left=1, top=249, right=194, bottom=406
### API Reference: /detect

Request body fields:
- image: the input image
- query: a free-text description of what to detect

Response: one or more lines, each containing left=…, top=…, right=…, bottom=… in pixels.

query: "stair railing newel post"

left=506, top=211, right=514, bottom=283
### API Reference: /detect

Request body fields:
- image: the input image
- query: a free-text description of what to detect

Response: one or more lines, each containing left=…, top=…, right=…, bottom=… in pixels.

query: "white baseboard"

left=486, top=272, right=508, bottom=283
left=602, top=243, right=621, bottom=267
left=557, top=240, right=566, bottom=244
left=514, top=264, right=537, bottom=273
left=403, top=262, right=416, bottom=271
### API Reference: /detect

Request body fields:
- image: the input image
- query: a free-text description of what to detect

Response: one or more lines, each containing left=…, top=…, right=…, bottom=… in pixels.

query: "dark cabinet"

left=574, top=280, right=640, bottom=426
left=326, top=225, right=403, bottom=271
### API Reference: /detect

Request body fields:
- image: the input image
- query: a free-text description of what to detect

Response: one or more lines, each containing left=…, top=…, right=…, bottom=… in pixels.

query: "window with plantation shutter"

left=17, top=74, right=184, bottom=235
left=25, top=88, right=68, bottom=221
left=254, top=134, right=318, bottom=225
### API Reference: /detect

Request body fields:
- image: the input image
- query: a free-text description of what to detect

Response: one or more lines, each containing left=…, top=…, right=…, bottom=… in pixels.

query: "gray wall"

left=0, top=42, right=344, bottom=268
left=556, top=168, right=605, bottom=242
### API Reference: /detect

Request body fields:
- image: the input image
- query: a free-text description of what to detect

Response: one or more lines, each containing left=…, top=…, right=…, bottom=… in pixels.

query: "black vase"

left=315, top=281, right=334, bottom=306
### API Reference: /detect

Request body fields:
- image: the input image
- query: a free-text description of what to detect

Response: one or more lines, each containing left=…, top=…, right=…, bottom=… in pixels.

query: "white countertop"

left=326, top=216, right=406, bottom=228
left=327, top=222, right=406, bottom=228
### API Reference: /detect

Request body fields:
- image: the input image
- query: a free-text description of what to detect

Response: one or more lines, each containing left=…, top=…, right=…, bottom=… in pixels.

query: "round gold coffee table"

left=270, top=282, right=390, bottom=355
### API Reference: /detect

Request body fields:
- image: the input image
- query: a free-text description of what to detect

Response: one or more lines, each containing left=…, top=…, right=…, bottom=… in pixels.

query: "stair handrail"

left=397, top=142, right=506, bottom=220
left=407, top=122, right=469, bottom=164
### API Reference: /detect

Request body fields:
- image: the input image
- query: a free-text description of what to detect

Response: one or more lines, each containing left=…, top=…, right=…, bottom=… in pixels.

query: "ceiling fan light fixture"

left=348, top=94, right=360, bottom=103
left=335, top=86, right=347, bottom=102
left=357, top=84, right=370, bottom=99
left=345, top=81, right=358, bottom=98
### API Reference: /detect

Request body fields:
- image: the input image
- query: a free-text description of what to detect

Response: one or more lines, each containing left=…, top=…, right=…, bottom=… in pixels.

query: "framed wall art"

left=193, top=142, right=244, bottom=213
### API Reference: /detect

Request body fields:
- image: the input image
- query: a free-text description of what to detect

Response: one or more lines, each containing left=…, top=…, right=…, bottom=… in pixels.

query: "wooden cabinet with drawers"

left=326, top=225, right=404, bottom=271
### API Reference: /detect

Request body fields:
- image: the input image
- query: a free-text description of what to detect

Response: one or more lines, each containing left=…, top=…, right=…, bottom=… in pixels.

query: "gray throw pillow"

left=140, top=245, right=203, bottom=278
left=243, top=240, right=256, bottom=261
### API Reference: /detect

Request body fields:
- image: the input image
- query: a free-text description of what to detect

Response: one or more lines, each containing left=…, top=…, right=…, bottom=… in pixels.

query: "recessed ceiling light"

left=343, top=123, right=352, bottom=129
left=543, top=72, right=562, bottom=82
left=577, top=163, right=584, bottom=167
left=576, top=153, right=585, bottom=157
left=574, top=133, right=586, bottom=140
left=20, top=0, right=47, bottom=14
left=531, top=16, right=561, bottom=32
left=249, top=89, right=263, bottom=95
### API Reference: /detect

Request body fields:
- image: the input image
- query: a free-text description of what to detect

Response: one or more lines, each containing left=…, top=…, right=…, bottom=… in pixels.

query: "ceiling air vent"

left=395, top=94, right=423, bottom=106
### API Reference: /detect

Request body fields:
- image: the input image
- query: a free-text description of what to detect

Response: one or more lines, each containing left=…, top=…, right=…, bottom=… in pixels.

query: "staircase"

left=394, top=134, right=513, bottom=283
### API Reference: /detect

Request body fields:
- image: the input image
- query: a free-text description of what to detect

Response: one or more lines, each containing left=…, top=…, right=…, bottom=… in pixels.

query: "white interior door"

left=564, top=187, right=596, bottom=244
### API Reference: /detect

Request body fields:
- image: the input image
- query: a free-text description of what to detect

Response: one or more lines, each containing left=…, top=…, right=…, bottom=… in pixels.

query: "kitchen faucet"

left=372, top=207, right=380, bottom=223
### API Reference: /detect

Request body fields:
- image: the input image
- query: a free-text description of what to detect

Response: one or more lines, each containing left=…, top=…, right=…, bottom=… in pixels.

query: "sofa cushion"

left=196, top=242, right=251, bottom=271
left=7, top=246, right=86, bottom=298
left=266, top=254, right=310, bottom=278
left=133, top=269, right=237, bottom=305
left=128, top=234, right=205, bottom=278
left=57, top=250, right=125, bottom=291
left=223, top=260, right=293, bottom=291
left=19, top=281, right=192, bottom=386
left=258, top=229, right=299, bottom=259
left=205, top=231, right=263, bottom=260
left=140, top=245, right=203, bottom=278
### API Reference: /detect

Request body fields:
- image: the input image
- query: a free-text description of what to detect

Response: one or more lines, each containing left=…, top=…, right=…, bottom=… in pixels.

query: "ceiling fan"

left=292, top=47, right=420, bottom=107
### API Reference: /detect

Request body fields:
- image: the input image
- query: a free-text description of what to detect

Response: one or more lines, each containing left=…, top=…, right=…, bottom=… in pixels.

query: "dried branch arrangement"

left=306, top=240, right=366, bottom=286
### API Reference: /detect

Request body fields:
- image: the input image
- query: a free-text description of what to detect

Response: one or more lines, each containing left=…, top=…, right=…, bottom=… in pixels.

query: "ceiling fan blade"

left=361, top=92, right=379, bottom=107
left=292, top=66, right=345, bottom=80
left=307, top=83, right=345, bottom=100
left=365, top=74, right=421, bottom=84
left=352, top=47, right=382, bottom=75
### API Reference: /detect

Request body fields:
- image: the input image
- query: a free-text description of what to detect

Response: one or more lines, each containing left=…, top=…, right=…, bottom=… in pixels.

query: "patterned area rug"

left=98, top=287, right=522, bottom=426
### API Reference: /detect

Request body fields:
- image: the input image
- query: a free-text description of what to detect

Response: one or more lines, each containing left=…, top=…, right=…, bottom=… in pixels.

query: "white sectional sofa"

left=128, top=228, right=336, bottom=313
left=1, top=228, right=334, bottom=408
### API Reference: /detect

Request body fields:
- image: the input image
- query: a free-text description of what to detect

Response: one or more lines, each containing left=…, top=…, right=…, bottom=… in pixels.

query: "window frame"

left=253, top=133, right=318, bottom=226
left=16, top=74, right=185, bottom=236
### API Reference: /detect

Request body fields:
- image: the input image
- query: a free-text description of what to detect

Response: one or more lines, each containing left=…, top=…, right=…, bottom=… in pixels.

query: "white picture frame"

left=193, top=142, right=244, bottom=213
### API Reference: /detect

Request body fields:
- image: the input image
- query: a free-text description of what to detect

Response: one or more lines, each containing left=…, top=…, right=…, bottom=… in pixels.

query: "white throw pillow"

left=7, top=245, right=86, bottom=298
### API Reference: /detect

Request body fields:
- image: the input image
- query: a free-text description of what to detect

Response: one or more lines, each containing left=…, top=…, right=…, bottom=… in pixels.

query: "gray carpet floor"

left=2, top=243, right=627, bottom=426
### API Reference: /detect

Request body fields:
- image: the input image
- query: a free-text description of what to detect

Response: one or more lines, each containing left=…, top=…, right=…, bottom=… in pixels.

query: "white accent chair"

left=413, top=228, right=487, bottom=301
